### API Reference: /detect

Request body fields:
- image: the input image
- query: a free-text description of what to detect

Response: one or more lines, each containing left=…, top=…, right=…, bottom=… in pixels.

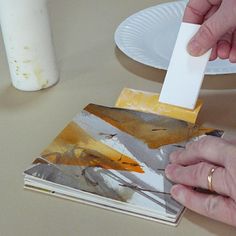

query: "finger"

left=165, top=163, right=230, bottom=196
left=171, top=184, right=236, bottom=226
left=204, top=6, right=219, bottom=61
left=183, top=0, right=220, bottom=24
left=188, top=4, right=236, bottom=56
left=217, top=31, right=233, bottom=59
left=229, top=30, right=236, bottom=63
left=204, top=5, right=219, bottom=21
left=209, top=45, right=217, bottom=60
left=169, top=136, right=236, bottom=167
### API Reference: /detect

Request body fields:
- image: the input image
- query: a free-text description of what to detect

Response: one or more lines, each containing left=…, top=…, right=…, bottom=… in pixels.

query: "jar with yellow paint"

left=0, top=0, right=59, bottom=91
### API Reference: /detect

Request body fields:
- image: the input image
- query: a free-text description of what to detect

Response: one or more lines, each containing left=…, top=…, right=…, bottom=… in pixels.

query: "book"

left=23, top=103, right=223, bottom=226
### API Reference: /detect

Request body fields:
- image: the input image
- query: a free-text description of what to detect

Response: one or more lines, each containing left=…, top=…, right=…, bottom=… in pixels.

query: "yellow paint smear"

left=34, top=66, right=48, bottom=89
left=115, top=88, right=203, bottom=124
left=36, top=121, right=143, bottom=173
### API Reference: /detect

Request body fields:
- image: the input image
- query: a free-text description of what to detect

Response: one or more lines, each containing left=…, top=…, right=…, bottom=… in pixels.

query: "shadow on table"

left=115, top=47, right=166, bottom=83
left=197, top=92, right=236, bottom=129
left=184, top=210, right=236, bottom=235
left=0, top=85, right=49, bottom=110
left=115, top=47, right=236, bottom=90
left=203, top=73, right=236, bottom=90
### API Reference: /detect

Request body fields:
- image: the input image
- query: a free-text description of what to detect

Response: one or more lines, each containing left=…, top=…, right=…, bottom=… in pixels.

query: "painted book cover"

left=23, top=104, right=223, bottom=225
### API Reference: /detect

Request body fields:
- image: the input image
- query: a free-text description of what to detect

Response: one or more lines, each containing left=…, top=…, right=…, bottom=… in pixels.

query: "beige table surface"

left=0, top=0, right=236, bottom=235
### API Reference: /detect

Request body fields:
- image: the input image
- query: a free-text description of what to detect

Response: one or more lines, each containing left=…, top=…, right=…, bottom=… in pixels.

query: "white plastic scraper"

left=159, top=22, right=212, bottom=110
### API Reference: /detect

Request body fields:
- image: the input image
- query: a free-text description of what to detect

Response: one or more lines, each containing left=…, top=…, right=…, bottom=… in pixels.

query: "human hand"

left=165, top=136, right=236, bottom=226
left=183, top=0, right=236, bottom=62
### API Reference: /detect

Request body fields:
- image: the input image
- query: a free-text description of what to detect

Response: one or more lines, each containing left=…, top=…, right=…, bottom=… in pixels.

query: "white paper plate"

left=115, top=0, right=236, bottom=75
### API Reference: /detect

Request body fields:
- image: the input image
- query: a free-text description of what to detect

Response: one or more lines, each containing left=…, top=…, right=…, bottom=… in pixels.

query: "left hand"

left=165, top=136, right=236, bottom=226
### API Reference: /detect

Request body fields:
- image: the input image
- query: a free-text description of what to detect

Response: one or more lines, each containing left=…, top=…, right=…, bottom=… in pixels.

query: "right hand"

left=165, top=136, right=236, bottom=226
left=183, top=0, right=236, bottom=62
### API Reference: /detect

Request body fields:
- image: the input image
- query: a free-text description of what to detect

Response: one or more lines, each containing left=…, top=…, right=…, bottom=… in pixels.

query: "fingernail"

left=171, top=185, right=185, bottom=203
left=188, top=39, right=204, bottom=56
left=171, top=185, right=179, bottom=196
left=165, top=164, right=176, bottom=180
left=169, top=152, right=176, bottom=163
left=169, top=150, right=180, bottom=163
left=165, top=164, right=172, bottom=179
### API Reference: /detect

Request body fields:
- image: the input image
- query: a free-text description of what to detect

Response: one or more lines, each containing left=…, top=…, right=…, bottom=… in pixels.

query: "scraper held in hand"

left=159, top=22, right=212, bottom=110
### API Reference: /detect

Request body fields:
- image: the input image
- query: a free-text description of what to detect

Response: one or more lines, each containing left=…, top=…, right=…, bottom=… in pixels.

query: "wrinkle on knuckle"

left=199, top=23, right=216, bottom=43
left=186, top=4, right=205, bottom=18
left=192, top=162, right=206, bottom=186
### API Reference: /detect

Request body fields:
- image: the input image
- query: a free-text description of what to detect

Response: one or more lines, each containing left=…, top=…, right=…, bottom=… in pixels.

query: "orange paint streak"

left=37, top=121, right=144, bottom=173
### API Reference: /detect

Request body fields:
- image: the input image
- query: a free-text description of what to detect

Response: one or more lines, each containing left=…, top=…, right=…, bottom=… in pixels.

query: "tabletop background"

left=0, top=0, right=236, bottom=235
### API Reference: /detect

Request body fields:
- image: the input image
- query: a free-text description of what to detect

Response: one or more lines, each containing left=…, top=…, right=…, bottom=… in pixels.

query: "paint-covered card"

left=23, top=104, right=223, bottom=226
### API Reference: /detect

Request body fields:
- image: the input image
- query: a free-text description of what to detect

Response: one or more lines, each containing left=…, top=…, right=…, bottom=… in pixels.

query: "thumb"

left=188, top=5, right=236, bottom=56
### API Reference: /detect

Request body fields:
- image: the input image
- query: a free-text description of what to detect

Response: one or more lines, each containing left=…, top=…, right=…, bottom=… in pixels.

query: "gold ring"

left=207, top=167, right=218, bottom=192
